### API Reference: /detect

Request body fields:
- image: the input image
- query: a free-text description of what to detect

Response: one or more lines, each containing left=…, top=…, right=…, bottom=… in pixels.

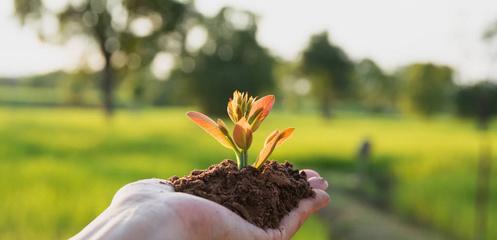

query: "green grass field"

left=0, top=107, right=495, bottom=239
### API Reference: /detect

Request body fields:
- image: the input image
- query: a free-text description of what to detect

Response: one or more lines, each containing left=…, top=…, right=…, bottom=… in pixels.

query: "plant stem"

left=226, top=135, right=243, bottom=168
left=240, top=150, right=248, bottom=168
left=234, top=150, right=241, bottom=168
left=225, top=135, right=248, bottom=169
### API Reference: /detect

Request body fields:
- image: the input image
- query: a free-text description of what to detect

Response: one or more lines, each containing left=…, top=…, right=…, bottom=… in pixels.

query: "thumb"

left=277, top=189, right=330, bottom=240
left=111, top=178, right=174, bottom=206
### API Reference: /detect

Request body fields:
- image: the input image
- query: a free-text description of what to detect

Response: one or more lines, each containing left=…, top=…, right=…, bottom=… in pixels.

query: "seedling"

left=187, top=91, right=294, bottom=169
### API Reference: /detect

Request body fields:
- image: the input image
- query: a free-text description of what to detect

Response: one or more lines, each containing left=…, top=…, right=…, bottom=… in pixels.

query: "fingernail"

left=308, top=176, right=328, bottom=190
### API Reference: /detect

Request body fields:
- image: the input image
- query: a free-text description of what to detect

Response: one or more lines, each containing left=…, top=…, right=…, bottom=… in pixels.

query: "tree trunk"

left=94, top=10, right=115, bottom=118
left=475, top=131, right=491, bottom=240
left=102, top=51, right=114, bottom=117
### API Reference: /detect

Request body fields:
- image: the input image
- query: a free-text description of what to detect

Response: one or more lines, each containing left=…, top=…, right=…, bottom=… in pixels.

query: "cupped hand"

left=71, top=170, right=329, bottom=240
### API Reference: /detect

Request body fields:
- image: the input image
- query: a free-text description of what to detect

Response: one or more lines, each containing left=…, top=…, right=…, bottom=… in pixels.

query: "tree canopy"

left=301, top=32, right=353, bottom=118
left=400, top=63, right=455, bottom=116
left=182, top=7, right=275, bottom=115
left=355, top=59, right=398, bottom=112
left=455, top=81, right=497, bottom=129
left=14, top=0, right=198, bottom=115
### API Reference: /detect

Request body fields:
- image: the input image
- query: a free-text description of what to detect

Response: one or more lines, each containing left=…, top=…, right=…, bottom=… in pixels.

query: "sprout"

left=186, top=90, right=294, bottom=169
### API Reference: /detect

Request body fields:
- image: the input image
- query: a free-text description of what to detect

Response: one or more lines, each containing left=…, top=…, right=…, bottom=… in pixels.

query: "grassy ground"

left=0, top=107, right=495, bottom=239
left=322, top=171, right=450, bottom=240
left=0, top=107, right=330, bottom=239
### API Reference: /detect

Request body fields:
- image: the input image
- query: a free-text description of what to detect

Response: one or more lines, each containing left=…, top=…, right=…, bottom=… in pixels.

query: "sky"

left=1, top=0, right=497, bottom=83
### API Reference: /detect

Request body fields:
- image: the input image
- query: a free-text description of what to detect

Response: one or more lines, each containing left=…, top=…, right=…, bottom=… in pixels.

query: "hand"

left=71, top=169, right=329, bottom=240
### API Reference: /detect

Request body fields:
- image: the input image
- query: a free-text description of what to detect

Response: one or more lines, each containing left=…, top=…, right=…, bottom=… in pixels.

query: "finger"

left=301, top=169, right=320, bottom=179
left=278, top=189, right=330, bottom=239
left=308, top=176, right=329, bottom=190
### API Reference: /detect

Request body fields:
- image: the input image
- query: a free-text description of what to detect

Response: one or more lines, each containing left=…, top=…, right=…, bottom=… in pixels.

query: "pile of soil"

left=169, top=160, right=315, bottom=229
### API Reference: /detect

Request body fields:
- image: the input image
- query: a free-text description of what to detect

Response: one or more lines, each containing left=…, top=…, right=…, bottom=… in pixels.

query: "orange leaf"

left=263, top=130, right=280, bottom=145
left=233, top=117, right=253, bottom=150
left=250, top=95, right=275, bottom=116
left=249, top=95, right=275, bottom=131
left=227, top=100, right=238, bottom=123
left=216, top=119, right=229, bottom=136
left=254, top=128, right=295, bottom=168
left=248, top=107, right=263, bottom=124
left=254, top=130, right=280, bottom=168
left=186, top=112, right=232, bottom=149
left=275, top=128, right=294, bottom=146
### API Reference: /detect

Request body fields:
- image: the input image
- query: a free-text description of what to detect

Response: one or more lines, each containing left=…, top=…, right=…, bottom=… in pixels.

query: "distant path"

left=318, top=172, right=448, bottom=240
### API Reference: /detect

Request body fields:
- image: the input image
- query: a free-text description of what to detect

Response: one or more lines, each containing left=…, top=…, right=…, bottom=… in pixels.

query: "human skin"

left=71, top=169, right=329, bottom=240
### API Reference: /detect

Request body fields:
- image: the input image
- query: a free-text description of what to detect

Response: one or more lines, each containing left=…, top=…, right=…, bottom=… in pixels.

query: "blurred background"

left=1, top=0, right=496, bottom=239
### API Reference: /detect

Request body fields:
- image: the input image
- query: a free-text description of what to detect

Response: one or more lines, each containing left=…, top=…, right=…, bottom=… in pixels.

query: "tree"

left=400, top=63, right=455, bottom=116
left=301, top=32, right=353, bottom=118
left=456, top=81, right=497, bottom=127
left=455, top=81, right=497, bottom=240
left=14, top=0, right=197, bottom=116
left=272, top=60, right=311, bottom=113
left=182, top=7, right=275, bottom=115
left=355, top=59, right=399, bottom=112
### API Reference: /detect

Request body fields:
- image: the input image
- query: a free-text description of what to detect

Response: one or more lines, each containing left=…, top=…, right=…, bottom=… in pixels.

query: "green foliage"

left=1, top=108, right=496, bottom=239
left=293, top=216, right=330, bottom=240
left=0, top=108, right=326, bottom=239
left=400, top=63, right=455, bottom=116
left=455, top=81, right=497, bottom=128
left=183, top=8, right=275, bottom=115
left=13, top=0, right=193, bottom=59
left=13, top=0, right=197, bottom=114
left=355, top=59, right=399, bottom=112
left=301, top=32, right=354, bottom=118
left=61, top=73, right=96, bottom=106
left=0, top=85, right=67, bottom=106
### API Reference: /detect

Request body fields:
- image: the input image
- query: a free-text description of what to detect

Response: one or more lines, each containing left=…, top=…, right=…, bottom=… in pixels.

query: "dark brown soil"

left=169, top=160, right=315, bottom=229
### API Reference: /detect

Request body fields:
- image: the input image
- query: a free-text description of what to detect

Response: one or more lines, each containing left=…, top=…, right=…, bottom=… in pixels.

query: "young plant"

left=186, top=91, right=294, bottom=169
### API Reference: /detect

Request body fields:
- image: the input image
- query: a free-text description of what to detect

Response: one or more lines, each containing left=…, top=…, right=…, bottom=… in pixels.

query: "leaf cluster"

left=187, top=91, right=294, bottom=169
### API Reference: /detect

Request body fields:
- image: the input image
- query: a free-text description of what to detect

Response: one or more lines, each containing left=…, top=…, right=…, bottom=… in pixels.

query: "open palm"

left=72, top=170, right=329, bottom=240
